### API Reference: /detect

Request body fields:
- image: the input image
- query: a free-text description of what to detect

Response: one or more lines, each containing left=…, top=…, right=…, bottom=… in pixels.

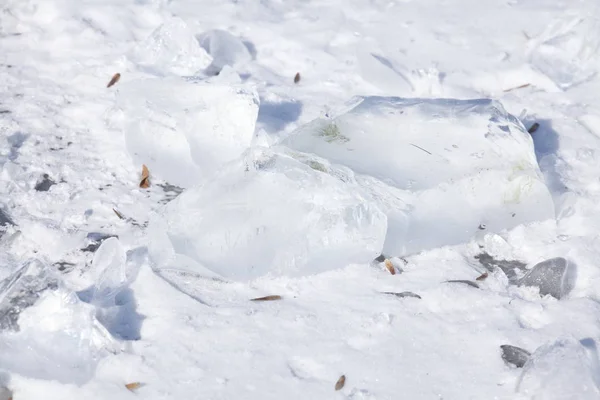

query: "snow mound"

left=196, top=29, right=252, bottom=74
left=130, top=16, right=212, bottom=76
left=517, top=337, right=600, bottom=399
left=115, top=77, right=259, bottom=187
left=283, top=97, right=555, bottom=255
left=148, top=148, right=387, bottom=281
left=529, top=14, right=600, bottom=90
left=0, top=260, right=117, bottom=384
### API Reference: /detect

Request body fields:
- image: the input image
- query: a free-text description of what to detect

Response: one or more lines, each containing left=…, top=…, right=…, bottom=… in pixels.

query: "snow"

left=1, top=0, right=600, bottom=399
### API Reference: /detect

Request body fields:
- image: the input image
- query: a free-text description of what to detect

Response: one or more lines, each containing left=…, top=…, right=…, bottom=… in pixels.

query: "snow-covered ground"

left=1, top=0, right=600, bottom=398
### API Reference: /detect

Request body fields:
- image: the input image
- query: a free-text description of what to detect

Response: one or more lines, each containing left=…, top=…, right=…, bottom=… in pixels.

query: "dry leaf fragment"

left=113, top=208, right=125, bottom=220
left=335, top=375, right=346, bottom=391
left=140, top=164, right=150, bottom=188
left=476, top=272, right=489, bottom=281
left=294, top=72, right=301, bottom=84
left=384, top=259, right=396, bottom=275
left=107, top=73, right=121, bottom=88
left=250, top=295, right=282, bottom=302
left=125, top=382, right=142, bottom=391
left=444, top=279, right=480, bottom=289
left=503, top=83, right=530, bottom=92
left=382, top=291, right=422, bottom=299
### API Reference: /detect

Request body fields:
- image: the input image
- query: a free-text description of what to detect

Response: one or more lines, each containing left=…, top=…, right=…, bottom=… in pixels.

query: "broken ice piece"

left=0, top=208, right=14, bottom=228
left=500, top=344, right=531, bottom=368
left=0, top=259, right=59, bottom=331
left=517, top=257, right=574, bottom=299
left=516, top=337, right=600, bottom=399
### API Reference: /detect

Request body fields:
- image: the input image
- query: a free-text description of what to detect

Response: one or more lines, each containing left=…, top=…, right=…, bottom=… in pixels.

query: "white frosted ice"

left=116, top=77, right=260, bottom=187
left=196, top=29, right=252, bottom=74
left=517, top=337, right=600, bottom=399
left=283, top=97, right=555, bottom=255
left=148, top=148, right=387, bottom=281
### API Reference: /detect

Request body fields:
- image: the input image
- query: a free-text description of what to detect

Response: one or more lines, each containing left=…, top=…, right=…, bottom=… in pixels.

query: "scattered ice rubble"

left=0, top=239, right=145, bottom=384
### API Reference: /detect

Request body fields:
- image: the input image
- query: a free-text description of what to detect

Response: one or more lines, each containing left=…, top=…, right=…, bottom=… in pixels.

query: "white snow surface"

left=1, top=0, right=600, bottom=399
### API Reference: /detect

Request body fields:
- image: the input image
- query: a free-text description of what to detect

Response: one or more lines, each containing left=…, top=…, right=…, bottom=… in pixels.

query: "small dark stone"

left=517, top=257, right=574, bottom=299
left=444, top=280, right=479, bottom=289
left=294, top=72, right=301, bottom=84
left=478, top=224, right=486, bottom=230
left=527, top=122, right=540, bottom=134
left=373, top=254, right=387, bottom=263
left=34, top=174, right=56, bottom=192
left=500, top=344, right=531, bottom=368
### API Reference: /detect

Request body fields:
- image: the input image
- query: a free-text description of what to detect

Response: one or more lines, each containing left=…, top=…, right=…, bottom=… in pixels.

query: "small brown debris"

left=335, top=375, right=346, bottom=391
left=107, top=73, right=121, bottom=88
left=444, top=280, right=480, bottom=289
left=294, top=72, right=301, bottom=84
left=113, top=208, right=125, bottom=220
left=476, top=272, right=489, bottom=281
left=140, top=164, right=150, bottom=188
left=527, top=122, right=540, bottom=134
left=503, top=83, right=531, bottom=92
left=384, top=259, right=395, bottom=275
left=125, top=382, right=142, bottom=391
left=250, top=295, right=282, bottom=302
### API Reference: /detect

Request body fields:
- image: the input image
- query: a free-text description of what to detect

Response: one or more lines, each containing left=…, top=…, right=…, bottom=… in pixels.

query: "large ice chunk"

left=517, top=337, right=600, bottom=399
left=130, top=16, right=212, bottom=76
left=116, top=77, right=259, bottom=187
left=283, top=97, right=555, bottom=255
left=148, top=148, right=387, bottom=281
